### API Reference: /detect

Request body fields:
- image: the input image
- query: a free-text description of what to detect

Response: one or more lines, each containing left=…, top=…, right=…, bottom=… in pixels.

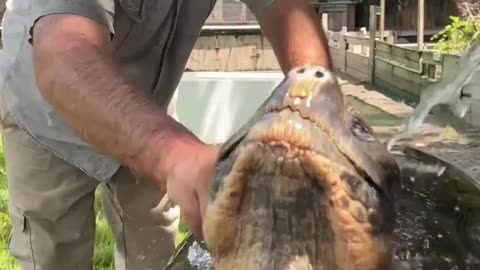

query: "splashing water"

left=387, top=42, right=480, bottom=151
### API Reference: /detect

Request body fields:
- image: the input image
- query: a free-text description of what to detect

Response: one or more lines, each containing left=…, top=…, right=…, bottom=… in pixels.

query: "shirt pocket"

left=7, top=205, right=33, bottom=264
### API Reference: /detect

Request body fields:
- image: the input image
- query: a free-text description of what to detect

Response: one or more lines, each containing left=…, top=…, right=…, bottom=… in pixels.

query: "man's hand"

left=166, top=144, right=220, bottom=239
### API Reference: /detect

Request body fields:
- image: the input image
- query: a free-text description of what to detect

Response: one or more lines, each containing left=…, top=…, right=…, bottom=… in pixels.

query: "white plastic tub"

left=173, top=71, right=285, bottom=144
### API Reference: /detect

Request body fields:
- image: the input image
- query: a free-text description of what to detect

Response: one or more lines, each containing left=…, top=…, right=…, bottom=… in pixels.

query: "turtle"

left=164, top=148, right=480, bottom=270
left=166, top=145, right=480, bottom=270
left=167, top=64, right=401, bottom=270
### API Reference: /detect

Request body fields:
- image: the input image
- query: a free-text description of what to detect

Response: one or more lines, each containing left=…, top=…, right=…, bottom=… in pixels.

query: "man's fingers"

left=198, top=177, right=210, bottom=220
left=167, top=179, right=204, bottom=240
left=181, top=198, right=204, bottom=240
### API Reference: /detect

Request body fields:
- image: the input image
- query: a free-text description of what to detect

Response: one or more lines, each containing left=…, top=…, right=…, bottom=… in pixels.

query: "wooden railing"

left=325, top=6, right=461, bottom=103
left=186, top=4, right=462, bottom=104
left=186, top=21, right=460, bottom=103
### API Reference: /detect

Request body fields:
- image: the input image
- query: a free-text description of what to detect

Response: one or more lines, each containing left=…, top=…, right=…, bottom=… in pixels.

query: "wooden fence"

left=327, top=30, right=372, bottom=82
left=186, top=27, right=279, bottom=72
left=325, top=5, right=461, bottom=104
left=186, top=23, right=460, bottom=105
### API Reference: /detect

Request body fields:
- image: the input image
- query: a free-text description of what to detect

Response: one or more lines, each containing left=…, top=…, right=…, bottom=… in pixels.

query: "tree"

left=432, top=0, right=480, bottom=55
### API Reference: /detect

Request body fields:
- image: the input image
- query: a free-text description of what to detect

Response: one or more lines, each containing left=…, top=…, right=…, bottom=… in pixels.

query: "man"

left=0, top=0, right=332, bottom=269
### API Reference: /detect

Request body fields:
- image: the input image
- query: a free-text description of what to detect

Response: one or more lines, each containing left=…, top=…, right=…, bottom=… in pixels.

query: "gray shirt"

left=0, top=0, right=274, bottom=181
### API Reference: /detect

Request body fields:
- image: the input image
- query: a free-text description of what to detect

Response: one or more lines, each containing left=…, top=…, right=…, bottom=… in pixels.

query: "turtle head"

left=202, top=65, right=400, bottom=270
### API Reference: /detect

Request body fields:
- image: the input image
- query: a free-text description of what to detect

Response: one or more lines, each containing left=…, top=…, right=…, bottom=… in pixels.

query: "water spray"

left=386, top=42, right=480, bottom=152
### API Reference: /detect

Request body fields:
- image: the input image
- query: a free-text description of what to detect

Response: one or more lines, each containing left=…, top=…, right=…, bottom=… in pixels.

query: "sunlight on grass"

left=176, top=220, right=190, bottom=246
left=0, top=139, right=189, bottom=269
left=0, top=141, right=20, bottom=270
left=93, top=190, right=116, bottom=270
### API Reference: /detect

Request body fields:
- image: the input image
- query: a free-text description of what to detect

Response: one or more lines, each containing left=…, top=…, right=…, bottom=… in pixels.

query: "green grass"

left=0, top=141, right=19, bottom=270
left=92, top=191, right=116, bottom=270
left=0, top=140, right=189, bottom=270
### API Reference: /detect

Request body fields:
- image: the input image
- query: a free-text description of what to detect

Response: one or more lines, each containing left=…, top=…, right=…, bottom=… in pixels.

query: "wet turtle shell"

left=165, top=145, right=480, bottom=270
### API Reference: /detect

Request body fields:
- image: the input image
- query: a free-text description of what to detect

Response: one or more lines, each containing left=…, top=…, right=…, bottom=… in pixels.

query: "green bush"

left=432, top=16, right=480, bottom=55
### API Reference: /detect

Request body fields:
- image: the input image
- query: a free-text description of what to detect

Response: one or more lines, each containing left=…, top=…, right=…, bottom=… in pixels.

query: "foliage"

left=432, top=0, right=480, bottom=55
left=431, top=16, right=480, bottom=55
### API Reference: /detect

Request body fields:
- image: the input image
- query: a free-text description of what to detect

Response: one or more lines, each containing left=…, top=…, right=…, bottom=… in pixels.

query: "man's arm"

left=255, top=0, right=332, bottom=73
left=32, top=14, right=203, bottom=184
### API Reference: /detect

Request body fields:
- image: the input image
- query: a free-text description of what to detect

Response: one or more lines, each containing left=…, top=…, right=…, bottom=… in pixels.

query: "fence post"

left=340, top=27, right=347, bottom=73
left=417, top=0, right=425, bottom=50
left=340, top=26, right=348, bottom=73
left=379, top=0, right=385, bottom=41
left=368, top=5, right=378, bottom=83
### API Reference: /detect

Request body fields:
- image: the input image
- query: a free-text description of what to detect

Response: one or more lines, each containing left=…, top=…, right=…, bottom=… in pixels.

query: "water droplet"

left=442, top=256, right=452, bottom=263
left=409, top=176, right=415, bottom=182
left=437, top=233, right=443, bottom=239
left=386, top=44, right=480, bottom=151
left=466, top=253, right=480, bottom=264
left=454, top=205, right=460, bottom=211
left=437, top=166, right=447, bottom=176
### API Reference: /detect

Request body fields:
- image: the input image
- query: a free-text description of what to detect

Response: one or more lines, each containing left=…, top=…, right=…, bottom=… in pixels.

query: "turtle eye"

left=350, top=115, right=375, bottom=142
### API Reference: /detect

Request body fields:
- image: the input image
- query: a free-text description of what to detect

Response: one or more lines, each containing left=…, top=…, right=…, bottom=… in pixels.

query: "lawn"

left=0, top=140, right=188, bottom=270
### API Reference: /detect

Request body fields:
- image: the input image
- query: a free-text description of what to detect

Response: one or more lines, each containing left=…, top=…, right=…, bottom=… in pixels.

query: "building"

left=205, top=0, right=460, bottom=43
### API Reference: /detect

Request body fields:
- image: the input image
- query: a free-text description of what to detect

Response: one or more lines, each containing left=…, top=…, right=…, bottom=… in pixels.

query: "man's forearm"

left=257, top=0, right=332, bottom=73
left=32, top=16, right=201, bottom=184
